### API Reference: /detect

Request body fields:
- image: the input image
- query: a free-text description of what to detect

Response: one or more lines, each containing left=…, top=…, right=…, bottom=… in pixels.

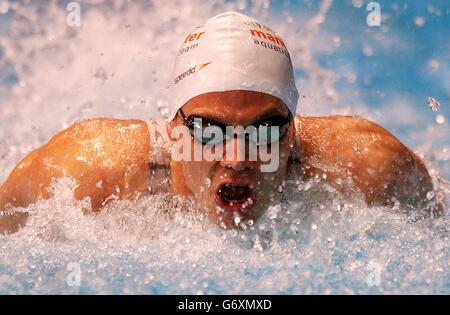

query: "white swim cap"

left=168, top=11, right=299, bottom=121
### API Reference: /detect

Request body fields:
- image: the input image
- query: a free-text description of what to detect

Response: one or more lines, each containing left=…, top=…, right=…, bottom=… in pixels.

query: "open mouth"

left=215, top=184, right=256, bottom=212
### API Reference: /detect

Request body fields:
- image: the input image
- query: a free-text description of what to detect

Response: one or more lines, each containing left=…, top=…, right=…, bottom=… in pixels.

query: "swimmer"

left=0, top=12, right=439, bottom=234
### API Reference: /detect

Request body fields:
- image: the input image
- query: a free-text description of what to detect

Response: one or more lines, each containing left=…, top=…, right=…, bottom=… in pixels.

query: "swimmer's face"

left=169, top=90, right=295, bottom=228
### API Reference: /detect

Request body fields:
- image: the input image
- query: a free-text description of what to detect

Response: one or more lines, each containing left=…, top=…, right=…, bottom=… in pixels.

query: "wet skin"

left=168, top=91, right=294, bottom=227
left=0, top=91, right=435, bottom=234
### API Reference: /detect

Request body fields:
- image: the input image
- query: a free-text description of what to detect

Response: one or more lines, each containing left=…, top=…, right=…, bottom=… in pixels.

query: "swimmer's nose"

left=220, top=137, right=255, bottom=171
left=221, top=158, right=255, bottom=171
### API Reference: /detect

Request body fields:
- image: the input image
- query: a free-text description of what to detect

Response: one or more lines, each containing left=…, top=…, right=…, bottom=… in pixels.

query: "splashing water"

left=428, top=97, right=440, bottom=112
left=0, top=1, right=449, bottom=294
left=1, top=174, right=448, bottom=294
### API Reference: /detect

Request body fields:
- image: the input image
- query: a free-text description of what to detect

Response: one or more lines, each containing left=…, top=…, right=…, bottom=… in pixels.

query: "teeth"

left=236, top=197, right=254, bottom=210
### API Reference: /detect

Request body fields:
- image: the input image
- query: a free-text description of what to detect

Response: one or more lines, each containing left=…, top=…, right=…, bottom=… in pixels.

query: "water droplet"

left=277, top=185, right=283, bottom=193
left=290, top=224, right=298, bottom=234
left=0, top=1, right=9, bottom=14
left=233, top=213, right=241, bottom=225
left=242, top=81, right=255, bottom=88
left=346, top=72, right=357, bottom=83
left=237, top=0, right=247, bottom=10
left=267, top=205, right=281, bottom=220
left=428, top=59, right=439, bottom=73
left=327, top=237, right=335, bottom=248
left=427, top=97, right=440, bottom=112
left=362, top=44, right=373, bottom=57
left=303, top=182, right=311, bottom=191
left=157, top=99, right=169, bottom=117
left=414, top=16, right=425, bottom=27
left=352, top=0, right=363, bottom=8
left=332, top=36, right=341, bottom=47
left=436, top=115, right=445, bottom=124
left=253, top=236, right=263, bottom=252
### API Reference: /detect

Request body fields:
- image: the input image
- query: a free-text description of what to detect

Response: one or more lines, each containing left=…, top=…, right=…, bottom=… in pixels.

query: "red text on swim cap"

left=184, top=32, right=206, bottom=44
left=249, top=29, right=286, bottom=48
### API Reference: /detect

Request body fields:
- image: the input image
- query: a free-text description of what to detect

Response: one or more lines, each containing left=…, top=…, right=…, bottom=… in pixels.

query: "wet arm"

left=0, top=118, right=150, bottom=234
left=295, top=115, right=435, bottom=209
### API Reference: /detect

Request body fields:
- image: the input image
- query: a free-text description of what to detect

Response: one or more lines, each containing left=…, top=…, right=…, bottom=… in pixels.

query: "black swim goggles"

left=177, top=109, right=291, bottom=145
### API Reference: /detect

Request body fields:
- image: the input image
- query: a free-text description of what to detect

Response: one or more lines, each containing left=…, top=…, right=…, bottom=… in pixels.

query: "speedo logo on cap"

left=174, top=62, right=212, bottom=84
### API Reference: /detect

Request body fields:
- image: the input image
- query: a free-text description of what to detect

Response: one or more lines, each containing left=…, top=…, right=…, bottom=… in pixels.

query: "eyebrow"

left=186, top=112, right=289, bottom=127
left=184, top=104, right=289, bottom=126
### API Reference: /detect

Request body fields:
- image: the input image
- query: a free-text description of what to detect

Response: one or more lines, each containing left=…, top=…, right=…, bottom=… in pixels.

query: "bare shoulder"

left=51, top=118, right=150, bottom=150
left=295, top=115, right=400, bottom=148
left=293, top=115, right=433, bottom=207
left=0, top=118, right=152, bottom=234
left=1, top=118, right=151, bottom=214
